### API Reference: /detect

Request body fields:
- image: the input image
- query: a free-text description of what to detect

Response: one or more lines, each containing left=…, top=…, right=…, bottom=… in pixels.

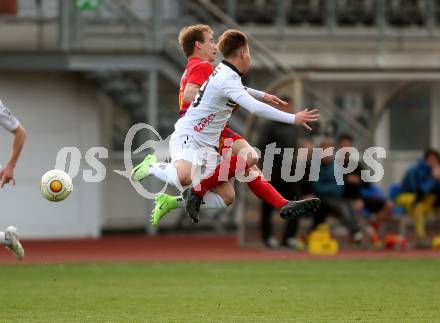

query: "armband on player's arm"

left=244, top=87, right=266, bottom=100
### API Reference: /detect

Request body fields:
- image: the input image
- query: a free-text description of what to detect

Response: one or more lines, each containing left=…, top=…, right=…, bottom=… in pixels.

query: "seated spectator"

left=311, top=140, right=364, bottom=243
left=337, top=134, right=393, bottom=246
left=396, top=149, right=440, bottom=244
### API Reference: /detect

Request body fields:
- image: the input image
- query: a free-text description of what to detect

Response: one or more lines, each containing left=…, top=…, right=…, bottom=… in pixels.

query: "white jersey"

left=0, top=99, right=20, bottom=132
left=173, top=61, right=296, bottom=148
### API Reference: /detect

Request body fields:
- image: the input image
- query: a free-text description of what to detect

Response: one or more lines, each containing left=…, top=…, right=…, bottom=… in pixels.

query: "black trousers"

left=260, top=180, right=300, bottom=244
left=311, top=197, right=362, bottom=236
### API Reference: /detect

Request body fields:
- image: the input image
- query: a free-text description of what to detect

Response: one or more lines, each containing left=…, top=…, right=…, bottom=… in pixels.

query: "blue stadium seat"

left=361, top=185, right=386, bottom=200
left=360, top=185, right=385, bottom=217
left=389, top=183, right=401, bottom=200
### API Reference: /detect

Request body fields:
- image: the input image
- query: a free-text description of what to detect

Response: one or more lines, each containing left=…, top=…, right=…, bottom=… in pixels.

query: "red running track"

left=0, top=234, right=439, bottom=264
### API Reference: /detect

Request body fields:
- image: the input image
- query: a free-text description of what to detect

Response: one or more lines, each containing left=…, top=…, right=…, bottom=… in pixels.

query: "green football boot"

left=131, top=154, right=157, bottom=182
left=151, top=193, right=179, bottom=226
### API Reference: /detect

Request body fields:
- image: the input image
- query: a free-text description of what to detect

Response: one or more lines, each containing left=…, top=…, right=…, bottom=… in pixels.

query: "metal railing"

left=2, top=0, right=440, bottom=51
left=215, top=0, right=439, bottom=29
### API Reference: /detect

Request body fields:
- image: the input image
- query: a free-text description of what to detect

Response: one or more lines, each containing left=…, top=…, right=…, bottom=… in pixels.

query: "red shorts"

left=218, top=126, right=243, bottom=151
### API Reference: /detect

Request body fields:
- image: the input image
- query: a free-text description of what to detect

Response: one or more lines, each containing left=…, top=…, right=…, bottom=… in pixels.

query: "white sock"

left=0, top=231, right=5, bottom=244
left=176, top=195, right=184, bottom=208
left=175, top=191, right=226, bottom=210
left=149, top=163, right=181, bottom=188
left=201, top=191, right=227, bottom=210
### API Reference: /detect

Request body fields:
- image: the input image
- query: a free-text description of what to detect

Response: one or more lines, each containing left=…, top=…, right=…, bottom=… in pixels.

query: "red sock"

left=248, top=176, right=288, bottom=209
left=193, top=155, right=248, bottom=197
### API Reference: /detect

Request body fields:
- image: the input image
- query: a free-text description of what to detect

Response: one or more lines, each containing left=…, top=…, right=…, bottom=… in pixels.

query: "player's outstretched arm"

left=245, top=87, right=288, bottom=106
left=1, top=125, right=26, bottom=188
left=232, top=89, right=319, bottom=127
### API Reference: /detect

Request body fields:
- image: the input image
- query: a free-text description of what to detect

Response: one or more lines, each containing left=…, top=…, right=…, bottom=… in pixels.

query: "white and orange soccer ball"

left=40, top=169, right=73, bottom=202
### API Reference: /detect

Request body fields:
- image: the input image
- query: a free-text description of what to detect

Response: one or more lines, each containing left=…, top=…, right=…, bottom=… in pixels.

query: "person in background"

left=337, top=134, right=393, bottom=246
left=395, top=149, right=440, bottom=246
left=311, top=140, right=364, bottom=244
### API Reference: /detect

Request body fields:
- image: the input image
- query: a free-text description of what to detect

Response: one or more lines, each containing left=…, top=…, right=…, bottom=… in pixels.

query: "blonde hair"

left=178, top=24, right=213, bottom=57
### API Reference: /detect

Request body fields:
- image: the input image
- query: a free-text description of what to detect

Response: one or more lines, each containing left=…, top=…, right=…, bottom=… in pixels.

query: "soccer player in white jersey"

left=132, top=24, right=313, bottom=225
left=177, top=29, right=320, bottom=221
left=0, top=99, right=26, bottom=260
left=134, top=29, right=320, bottom=223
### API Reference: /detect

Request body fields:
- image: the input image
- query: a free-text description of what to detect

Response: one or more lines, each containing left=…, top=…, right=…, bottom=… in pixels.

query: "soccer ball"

left=40, top=169, right=73, bottom=202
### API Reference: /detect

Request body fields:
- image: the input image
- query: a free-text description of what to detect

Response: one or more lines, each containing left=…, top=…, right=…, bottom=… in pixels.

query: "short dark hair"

left=337, top=133, right=354, bottom=143
left=178, top=24, right=213, bottom=58
left=218, top=29, right=248, bottom=58
left=424, top=148, right=440, bottom=161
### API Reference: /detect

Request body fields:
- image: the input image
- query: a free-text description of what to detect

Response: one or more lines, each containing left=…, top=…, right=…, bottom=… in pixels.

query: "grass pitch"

left=0, top=259, right=439, bottom=322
